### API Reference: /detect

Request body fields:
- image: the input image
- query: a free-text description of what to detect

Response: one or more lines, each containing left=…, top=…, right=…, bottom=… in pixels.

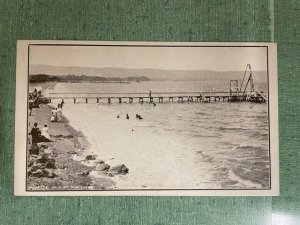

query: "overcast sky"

left=29, top=45, right=268, bottom=72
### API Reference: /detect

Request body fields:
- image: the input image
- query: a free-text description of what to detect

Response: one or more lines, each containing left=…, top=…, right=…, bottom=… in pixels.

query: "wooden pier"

left=43, top=64, right=268, bottom=105
left=48, top=91, right=267, bottom=104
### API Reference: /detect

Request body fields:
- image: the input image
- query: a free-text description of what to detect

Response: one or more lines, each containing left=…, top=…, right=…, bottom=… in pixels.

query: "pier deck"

left=48, top=91, right=267, bottom=104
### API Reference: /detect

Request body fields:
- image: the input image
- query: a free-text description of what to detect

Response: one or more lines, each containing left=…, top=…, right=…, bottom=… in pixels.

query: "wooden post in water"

left=74, top=98, right=76, bottom=104
left=108, top=98, right=111, bottom=104
left=119, top=97, right=122, bottom=103
left=97, top=98, right=99, bottom=103
left=86, top=98, right=88, bottom=104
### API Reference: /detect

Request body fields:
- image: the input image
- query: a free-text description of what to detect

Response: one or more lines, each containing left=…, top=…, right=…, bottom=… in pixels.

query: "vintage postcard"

left=15, top=41, right=278, bottom=196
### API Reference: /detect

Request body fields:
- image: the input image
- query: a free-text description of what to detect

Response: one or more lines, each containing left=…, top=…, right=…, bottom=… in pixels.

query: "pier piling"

left=48, top=89, right=267, bottom=105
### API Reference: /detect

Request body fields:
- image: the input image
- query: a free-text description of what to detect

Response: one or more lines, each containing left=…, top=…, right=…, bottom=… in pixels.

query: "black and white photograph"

left=14, top=41, right=278, bottom=196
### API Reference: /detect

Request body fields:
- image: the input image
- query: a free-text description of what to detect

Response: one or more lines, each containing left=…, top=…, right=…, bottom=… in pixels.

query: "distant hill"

left=29, top=74, right=150, bottom=83
left=30, top=65, right=267, bottom=82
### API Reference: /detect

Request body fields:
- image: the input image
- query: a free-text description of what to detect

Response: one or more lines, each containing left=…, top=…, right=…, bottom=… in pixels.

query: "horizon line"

left=30, top=64, right=267, bottom=72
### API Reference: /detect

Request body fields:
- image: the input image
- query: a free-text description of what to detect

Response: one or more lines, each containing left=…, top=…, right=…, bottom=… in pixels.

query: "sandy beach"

left=27, top=104, right=124, bottom=190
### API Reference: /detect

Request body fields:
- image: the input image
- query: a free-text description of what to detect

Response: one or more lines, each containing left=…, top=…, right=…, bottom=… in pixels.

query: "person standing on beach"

left=61, top=99, right=64, bottom=109
left=29, top=123, right=40, bottom=147
left=50, top=108, right=58, bottom=122
left=29, top=104, right=33, bottom=116
left=149, top=90, right=152, bottom=98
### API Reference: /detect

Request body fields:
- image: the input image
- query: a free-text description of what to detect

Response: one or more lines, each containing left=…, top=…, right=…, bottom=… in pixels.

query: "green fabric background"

left=0, top=0, right=299, bottom=224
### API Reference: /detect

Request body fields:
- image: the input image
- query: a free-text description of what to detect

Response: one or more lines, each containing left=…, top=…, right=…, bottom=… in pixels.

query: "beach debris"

left=78, top=170, right=90, bottom=176
left=81, top=159, right=98, bottom=167
left=95, top=163, right=110, bottom=171
left=82, top=158, right=106, bottom=167
left=47, top=171, right=56, bottom=178
left=29, top=163, right=44, bottom=172
left=37, top=154, right=54, bottom=164
left=58, top=165, right=67, bottom=169
left=85, top=154, right=97, bottom=160
left=51, top=134, right=73, bottom=139
left=45, top=160, right=56, bottom=169
left=27, top=145, right=57, bottom=178
left=43, top=148, right=53, bottom=154
left=28, top=154, right=37, bottom=162
left=40, top=144, right=48, bottom=149
left=109, top=164, right=129, bottom=175
left=28, top=168, right=57, bottom=179
left=68, top=150, right=78, bottom=155
left=29, top=145, right=39, bottom=155
left=196, top=151, right=204, bottom=156
left=95, top=159, right=105, bottom=164
left=29, top=169, right=44, bottom=178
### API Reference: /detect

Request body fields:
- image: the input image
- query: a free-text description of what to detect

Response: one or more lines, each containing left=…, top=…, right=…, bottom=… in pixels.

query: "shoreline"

left=27, top=81, right=269, bottom=189
left=27, top=104, right=118, bottom=190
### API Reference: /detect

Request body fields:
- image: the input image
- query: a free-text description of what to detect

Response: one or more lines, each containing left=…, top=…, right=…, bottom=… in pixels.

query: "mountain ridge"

left=30, top=65, right=267, bottom=81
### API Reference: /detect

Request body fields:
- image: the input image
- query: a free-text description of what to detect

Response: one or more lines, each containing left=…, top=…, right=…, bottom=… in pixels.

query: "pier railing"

left=48, top=91, right=268, bottom=104
left=49, top=91, right=238, bottom=98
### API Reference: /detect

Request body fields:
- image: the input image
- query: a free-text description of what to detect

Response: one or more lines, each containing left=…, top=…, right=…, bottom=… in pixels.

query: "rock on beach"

left=85, top=154, right=97, bottom=160
left=109, top=164, right=129, bottom=175
left=28, top=145, right=57, bottom=178
left=95, top=163, right=110, bottom=171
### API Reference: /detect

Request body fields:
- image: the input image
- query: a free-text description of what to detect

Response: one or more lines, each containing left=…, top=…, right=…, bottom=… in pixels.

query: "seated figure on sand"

left=29, top=123, right=51, bottom=147
left=41, top=123, right=51, bottom=141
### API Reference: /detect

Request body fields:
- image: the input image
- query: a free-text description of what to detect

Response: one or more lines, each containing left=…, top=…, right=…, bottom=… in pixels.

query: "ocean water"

left=49, top=80, right=270, bottom=189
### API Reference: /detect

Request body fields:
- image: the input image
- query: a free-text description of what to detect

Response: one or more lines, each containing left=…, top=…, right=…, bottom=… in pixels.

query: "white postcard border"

left=14, top=40, right=279, bottom=196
